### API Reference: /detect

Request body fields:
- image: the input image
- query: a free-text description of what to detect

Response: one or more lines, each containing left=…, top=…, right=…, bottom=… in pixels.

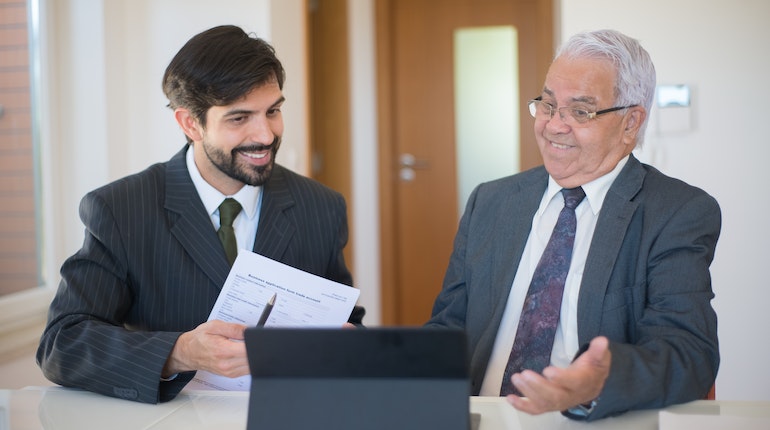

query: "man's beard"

left=202, top=136, right=281, bottom=186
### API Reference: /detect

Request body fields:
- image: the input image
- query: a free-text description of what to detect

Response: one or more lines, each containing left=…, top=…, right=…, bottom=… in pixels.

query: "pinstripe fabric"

left=37, top=145, right=360, bottom=403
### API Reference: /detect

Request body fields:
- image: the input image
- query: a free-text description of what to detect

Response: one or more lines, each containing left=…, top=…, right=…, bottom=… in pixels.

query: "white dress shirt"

left=185, top=146, right=262, bottom=256
left=479, top=156, right=629, bottom=396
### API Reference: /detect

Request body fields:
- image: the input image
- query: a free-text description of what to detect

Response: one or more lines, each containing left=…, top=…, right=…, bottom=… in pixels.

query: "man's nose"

left=249, top=117, right=274, bottom=145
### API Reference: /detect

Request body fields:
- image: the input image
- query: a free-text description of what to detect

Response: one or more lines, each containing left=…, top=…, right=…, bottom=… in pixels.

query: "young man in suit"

left=37, top=25, right=364, bottom=403
left=426, top=29, right=720, bottom=420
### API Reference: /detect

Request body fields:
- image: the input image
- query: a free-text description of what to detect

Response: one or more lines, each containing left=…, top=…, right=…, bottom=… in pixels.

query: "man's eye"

left=537, top=102, right=555, bottom=114
left=571, top=109, right=589, bottom=119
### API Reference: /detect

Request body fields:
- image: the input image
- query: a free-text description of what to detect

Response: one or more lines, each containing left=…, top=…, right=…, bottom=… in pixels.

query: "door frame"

left=307, top=0, right=354, bottom=270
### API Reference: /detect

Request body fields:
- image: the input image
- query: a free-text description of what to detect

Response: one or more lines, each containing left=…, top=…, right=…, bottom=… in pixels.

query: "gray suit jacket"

left=37, top=146, right=362, bottom=403
left=426, top=155, right=720, bottom=420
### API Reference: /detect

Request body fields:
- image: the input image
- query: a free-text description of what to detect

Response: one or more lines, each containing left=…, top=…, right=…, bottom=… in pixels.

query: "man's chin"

left=245, top=164, right=274, bottom=186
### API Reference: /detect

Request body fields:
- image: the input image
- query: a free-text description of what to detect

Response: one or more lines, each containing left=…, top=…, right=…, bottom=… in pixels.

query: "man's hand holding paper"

left=186, top=249, right=361, bottom=391
left=163, top=320, right=250, bottom=379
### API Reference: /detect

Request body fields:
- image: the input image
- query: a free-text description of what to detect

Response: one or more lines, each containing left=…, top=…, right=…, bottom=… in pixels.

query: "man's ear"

left=174, top=108, right=203, bottom=142
left=623, top=106, right=646, bottom=145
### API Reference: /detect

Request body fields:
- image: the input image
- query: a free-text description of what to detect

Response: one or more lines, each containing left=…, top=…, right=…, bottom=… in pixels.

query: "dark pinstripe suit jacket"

left=426, top=155, right=721, bottom=420
left=37, top=146, right=362, bottom=403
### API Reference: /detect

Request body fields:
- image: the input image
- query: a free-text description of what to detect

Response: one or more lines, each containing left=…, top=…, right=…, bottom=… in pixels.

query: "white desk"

left=2, top=386, right=769, bottom=429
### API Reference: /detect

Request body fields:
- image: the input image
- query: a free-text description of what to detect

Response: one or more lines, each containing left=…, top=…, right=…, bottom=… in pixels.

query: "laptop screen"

left=244, top=327, right=474, bottom=430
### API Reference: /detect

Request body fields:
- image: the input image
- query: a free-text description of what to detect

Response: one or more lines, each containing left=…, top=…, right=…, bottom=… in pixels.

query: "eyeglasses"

left=528, top=96, right=637, bottom=125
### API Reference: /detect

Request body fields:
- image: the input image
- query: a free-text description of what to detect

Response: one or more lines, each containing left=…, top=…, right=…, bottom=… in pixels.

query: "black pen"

left=257, top=293, right=276, bottom=327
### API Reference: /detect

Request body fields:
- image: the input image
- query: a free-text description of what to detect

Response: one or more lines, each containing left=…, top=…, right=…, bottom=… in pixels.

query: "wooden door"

left=376, top=0, right=553, bottom=325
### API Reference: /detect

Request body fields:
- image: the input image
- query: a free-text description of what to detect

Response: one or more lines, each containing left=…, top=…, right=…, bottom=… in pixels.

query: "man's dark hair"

left=162, top=25, right=285, bottom=128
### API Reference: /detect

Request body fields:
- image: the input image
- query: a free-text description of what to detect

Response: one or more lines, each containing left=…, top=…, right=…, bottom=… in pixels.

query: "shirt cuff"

left=562, top=398, right=598, bottom=420
left=160, top=373, right=179, bottom=382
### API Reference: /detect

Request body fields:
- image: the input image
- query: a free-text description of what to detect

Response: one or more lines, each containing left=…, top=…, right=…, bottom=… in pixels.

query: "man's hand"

left=162, top=320, right=249, bottom=378
left=505, top=336, right=611, bottom=415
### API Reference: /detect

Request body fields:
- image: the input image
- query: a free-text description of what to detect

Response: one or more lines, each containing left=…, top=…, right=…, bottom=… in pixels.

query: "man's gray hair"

left=556, top=30, right=656, bottom=145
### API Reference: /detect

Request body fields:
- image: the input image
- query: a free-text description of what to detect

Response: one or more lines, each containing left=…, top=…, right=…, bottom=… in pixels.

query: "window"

left=0, top=0, right=42, bottom=297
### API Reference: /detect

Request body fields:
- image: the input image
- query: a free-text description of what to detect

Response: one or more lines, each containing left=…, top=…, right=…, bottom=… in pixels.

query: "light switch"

left=655, top=84, right=692, bottom=134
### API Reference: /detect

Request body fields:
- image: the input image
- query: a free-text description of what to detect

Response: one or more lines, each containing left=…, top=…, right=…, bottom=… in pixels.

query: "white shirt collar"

left=541, top=155, right=630, bottom=216
left=185, top=146, right=261, bottom=221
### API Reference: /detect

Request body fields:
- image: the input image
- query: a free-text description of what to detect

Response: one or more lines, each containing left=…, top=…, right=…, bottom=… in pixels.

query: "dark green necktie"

left=217, top=198, right=242, bottom=266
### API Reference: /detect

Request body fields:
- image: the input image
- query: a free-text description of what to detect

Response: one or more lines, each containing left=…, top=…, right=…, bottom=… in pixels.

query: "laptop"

left=244, top=327, right=478, bottom=430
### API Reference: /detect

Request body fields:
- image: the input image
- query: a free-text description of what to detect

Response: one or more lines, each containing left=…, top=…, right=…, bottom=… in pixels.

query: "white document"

left=660, top=410, right=770, bottom=430
left=186, top=249, right=360, bottom=391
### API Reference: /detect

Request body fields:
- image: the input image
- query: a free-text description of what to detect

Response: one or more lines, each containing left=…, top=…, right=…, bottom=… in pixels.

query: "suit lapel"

left=491, top=169, right=548, bottom=307
left=469, top=168, right=547, bottom=387
left=165, top=147, right=231, bottom=290
left=253, top=165, right=296, bottom=260
left=577, top=155, right=645, bottom=342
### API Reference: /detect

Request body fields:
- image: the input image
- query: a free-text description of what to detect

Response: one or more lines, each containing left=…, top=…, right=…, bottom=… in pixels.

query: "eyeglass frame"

left=528, top=96, right=637, bottom=124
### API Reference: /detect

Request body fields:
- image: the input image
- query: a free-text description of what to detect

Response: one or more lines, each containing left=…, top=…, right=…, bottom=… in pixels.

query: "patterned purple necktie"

left=500, top=187, right=585, bottom=396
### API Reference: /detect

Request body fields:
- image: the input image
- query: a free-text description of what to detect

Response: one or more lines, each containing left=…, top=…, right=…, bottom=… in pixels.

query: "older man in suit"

left=426, top=29, right=720, bottom=421
left=37, top=25, right=363, bottom=404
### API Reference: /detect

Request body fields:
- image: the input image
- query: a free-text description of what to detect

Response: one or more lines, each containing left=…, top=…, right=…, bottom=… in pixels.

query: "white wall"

left=22, top=0, right=768, bottom=401
left=559, top=0, right=770, bottom=401
left=348, top=0, right=382, bottom=325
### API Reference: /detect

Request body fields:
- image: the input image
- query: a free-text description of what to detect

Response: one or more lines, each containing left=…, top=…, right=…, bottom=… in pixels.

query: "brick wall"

left=0, top=0, right=39, bottom=296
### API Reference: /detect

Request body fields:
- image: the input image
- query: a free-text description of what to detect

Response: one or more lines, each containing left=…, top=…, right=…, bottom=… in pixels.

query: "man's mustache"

left=234, top=137, right=281, bottom=154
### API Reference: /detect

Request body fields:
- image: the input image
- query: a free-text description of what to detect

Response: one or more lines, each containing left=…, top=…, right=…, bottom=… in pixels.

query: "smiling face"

left=535, top=56, right=645, bottom=189
left=176, top=81, right=285, bottom=195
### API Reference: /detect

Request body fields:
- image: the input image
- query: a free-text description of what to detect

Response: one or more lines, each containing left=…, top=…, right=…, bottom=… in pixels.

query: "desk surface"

left=2, top=386, right=769, bottom=430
